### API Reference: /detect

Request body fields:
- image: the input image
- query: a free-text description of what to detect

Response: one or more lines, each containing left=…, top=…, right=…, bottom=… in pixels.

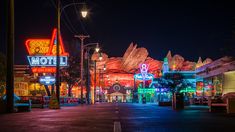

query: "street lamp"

left=99, top=53, right=103, bottom=61
left=93, top=52, right=103, bottom=103
left=56, top=0, right=88, bottom=105
left=81, top=10, right=88, bottom=18
left=84, top=43, right=100, bottom=104
left=95, top=44, right=100, bottom=52
left=81, top=4, right=88, bottom=18
left=73, top=36, right=100, bottom=104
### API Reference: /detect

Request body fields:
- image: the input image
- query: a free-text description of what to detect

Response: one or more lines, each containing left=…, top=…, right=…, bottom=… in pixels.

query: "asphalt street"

left=0, top=103, right=235, bottom=132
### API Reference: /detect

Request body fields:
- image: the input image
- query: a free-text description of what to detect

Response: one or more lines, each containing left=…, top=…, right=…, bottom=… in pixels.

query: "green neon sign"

left=179, top=87, right=196, bottom=93
left=138, top=88, right=156, bottom=94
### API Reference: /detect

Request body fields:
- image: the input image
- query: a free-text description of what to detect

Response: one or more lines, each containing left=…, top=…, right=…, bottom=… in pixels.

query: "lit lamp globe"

left=99, top=56, right=103, bottom=61
left=81, top=10, right=88, bottom=18
left=95, top=44, right=100, bottom=52
left=98, top=53, right=103, bottom=61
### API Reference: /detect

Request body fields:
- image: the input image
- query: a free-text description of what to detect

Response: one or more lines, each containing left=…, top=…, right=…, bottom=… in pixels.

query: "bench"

left=14, top=100, right=32, bottom=112
left=208, top=97, right=227, bottom=112
left=2, top=94, right=32, bottom=112
left=208, top=98, right=235, bottom=113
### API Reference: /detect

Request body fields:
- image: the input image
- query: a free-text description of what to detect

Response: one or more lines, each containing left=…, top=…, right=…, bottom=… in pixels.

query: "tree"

left=160, top=73, right=194, bottom=94
left=61, top=56, right=80, bottom=97
left=60, top=40, right=81, bottom=97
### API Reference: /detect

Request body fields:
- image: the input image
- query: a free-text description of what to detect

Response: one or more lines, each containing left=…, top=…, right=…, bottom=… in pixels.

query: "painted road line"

left=114, top=121, right=121, bottom=132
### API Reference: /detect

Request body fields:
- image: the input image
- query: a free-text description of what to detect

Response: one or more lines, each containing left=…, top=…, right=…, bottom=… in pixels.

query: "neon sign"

left=134, top=63, right=154, bottom=81
left=25, top=29, right=68, bottom=56
left=134, top=73, right=154, bottom=80
left=32, top=67, right=56, bottom=73
left=25, top=28, right=69, bottom=73
left=27, top=56, right=68, bottom=66
left=25, top=39, right=51, bottom=55
left=39, top=76, right=56, bottom=85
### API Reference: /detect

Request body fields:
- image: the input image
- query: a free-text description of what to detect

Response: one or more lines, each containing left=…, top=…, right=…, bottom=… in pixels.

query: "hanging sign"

left=39, top=76, right=56, bottom=85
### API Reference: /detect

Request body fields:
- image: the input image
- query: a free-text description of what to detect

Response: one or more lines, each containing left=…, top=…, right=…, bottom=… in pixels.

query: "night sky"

left=1, top=0, right=235, bottom=64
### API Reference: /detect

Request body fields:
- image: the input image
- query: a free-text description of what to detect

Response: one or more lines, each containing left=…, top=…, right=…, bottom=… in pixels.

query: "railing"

left=20, top=96, right=80, bottom=108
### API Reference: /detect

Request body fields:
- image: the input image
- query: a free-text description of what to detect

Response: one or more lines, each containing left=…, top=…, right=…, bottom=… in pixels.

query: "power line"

left=49, top=0, right=77, bottom=34
left=62, top=8, right=79, bottom=33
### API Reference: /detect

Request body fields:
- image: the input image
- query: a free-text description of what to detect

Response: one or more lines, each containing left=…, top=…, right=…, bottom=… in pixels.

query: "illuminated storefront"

left=196, top=56, right=235, bottom=97
left=105, top=83, right=132, bottom=102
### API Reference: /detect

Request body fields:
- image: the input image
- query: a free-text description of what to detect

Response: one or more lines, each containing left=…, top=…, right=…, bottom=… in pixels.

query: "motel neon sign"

left=25, top=28, right=68, bottom=72
left=27, top=56, right=68, bottom=67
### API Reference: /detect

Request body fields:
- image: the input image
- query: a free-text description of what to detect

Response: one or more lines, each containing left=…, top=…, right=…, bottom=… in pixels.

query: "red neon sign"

left=25, top=28, right=68, bottom=56
left=25, top=28, right=69, bottom=73
left=32, top=67, right=56, bottom=73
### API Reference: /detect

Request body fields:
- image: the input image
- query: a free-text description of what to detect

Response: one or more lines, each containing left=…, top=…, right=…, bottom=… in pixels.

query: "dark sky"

left=1, top=0, right=235, bottom=64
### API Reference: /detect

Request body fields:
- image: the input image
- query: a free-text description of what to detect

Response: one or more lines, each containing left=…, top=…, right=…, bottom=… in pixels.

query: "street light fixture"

left=81, top=4, right=88, bottom=18
left=95, top=44, right=100, bottom=52
left=73, top=36, right=101, bottom=104
left=103, top=64, right=106, bottom=71
left=81, top=10, right=88, bottom=18
left=84, top=43, right=100, bottom=104
left=99, top=52, right=103, bottom=61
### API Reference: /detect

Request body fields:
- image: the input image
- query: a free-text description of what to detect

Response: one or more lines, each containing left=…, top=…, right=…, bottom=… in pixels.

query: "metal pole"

left=80, top=37, right=84, bottom=104
left=56, top=0, right=61, bottom=105
left=94, top=60, right=96, bottom=103
left=98, top=69, right=101, bottom=102
left=86, top=50, right=91, bottom=104
left=133, top=77, right=135, bottom=103
left=6, top=0, right=14, bottom=113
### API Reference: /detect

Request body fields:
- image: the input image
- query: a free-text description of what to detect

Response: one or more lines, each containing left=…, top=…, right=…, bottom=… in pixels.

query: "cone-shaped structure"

left=196, top=57, right=203, bottom=68
left=166, top=50, right=172, bottom=61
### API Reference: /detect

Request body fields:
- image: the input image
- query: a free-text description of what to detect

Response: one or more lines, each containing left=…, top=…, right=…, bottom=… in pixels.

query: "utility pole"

left=74, top=35, right=89, bottom=104
left=56, top=0, right=61, bottom=105
left=6, top=0, right=15, bottom=113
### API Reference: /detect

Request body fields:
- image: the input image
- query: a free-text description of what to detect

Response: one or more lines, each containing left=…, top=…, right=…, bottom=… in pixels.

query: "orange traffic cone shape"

left=49, top=92, right=60, bottom=109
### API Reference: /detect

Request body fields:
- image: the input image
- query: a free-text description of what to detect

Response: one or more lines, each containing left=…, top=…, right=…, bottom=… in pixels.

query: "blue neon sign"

left=27, top=56, right=68, bottom=67
left=39, top=76, right=56, bottom=85
left=134, top=73, right=154, bottom=81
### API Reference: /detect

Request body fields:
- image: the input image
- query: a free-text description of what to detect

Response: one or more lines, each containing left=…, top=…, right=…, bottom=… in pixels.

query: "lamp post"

left=94, top=60, right=97, bottom=103
left=84, top=43, right=100, bottom=104
left=56, top=0, right=61, bottom=104
left=73, top=37, right=99, bottom=104
left=93, top=52, right=103, bottom=103
left=56, top=0, right=88, bottom=104
left=98, top=68, right=101, bottom=102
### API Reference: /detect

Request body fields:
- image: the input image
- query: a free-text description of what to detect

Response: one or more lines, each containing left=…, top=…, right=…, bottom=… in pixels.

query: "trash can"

left=173, top=93, right=184, bottom=110
left=142, top=97, right=146, bottom=104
